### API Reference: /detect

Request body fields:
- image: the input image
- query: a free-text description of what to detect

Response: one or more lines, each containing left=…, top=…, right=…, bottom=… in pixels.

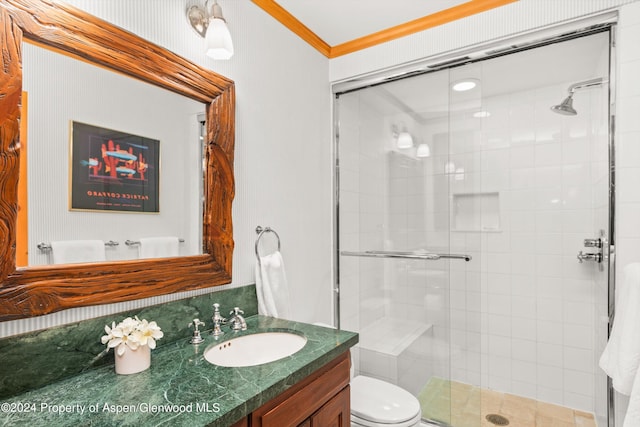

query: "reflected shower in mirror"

left=20, top=43, right=205, bottom=266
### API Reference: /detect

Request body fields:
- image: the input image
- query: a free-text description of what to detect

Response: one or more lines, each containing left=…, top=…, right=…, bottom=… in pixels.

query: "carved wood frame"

left=0, top=0, right=235, bottom=321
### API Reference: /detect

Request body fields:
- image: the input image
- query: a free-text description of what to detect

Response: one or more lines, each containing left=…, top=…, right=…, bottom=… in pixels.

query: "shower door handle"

left=340, top=250, right=472, bottom=262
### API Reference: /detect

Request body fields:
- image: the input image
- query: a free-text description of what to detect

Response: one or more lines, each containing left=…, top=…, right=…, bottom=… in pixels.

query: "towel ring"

left=255, top=226, right=281, bottom=262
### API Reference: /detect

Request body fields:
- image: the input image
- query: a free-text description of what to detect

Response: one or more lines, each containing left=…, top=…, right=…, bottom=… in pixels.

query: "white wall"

left=1, top=0, right=333, bottom=337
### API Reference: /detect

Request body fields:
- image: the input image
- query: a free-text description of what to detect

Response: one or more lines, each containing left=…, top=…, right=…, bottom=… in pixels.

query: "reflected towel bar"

left=37, top=240, right=120, bottom=252
left=341, top=250, right=472, bottom=262
left=125, top=238, right=185, bottom=246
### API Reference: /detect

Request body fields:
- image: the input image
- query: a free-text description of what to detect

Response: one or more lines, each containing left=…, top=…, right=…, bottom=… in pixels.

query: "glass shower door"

left=336, top=67, right=480, bottom=426
left=336, top=29, right=610, bottom=427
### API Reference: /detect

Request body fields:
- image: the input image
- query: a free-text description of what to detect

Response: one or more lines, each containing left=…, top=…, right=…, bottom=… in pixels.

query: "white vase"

left=115, top=345, right=151, bottom=375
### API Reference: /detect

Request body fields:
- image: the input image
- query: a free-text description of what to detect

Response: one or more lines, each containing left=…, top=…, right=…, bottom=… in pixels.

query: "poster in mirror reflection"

left=70, top=121, right=160, bottom=213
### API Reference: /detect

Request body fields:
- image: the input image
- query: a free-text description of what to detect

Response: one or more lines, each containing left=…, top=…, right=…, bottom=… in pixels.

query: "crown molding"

left=251, top=0, right=518, bottom=58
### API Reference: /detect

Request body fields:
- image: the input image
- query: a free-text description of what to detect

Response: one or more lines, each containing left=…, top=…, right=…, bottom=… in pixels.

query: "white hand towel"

left=599, top=262, right=640, bottom=426
left=50, top=240, right=106, bottom=264
left=139, top=237, right=180, bottom=258
left=255, top=251, right=291, bottom=320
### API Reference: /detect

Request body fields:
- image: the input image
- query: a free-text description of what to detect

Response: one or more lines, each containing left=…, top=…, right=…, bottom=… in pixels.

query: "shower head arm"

left=567, top=77, right=607, bottom=94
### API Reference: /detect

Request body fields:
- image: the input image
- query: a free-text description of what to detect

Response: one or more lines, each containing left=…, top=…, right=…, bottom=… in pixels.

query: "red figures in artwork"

left=102, top=139, right=119, bottom=177
left=93, top=139, right=147, bottom=180
left=137, top=152, right=148, bottom=180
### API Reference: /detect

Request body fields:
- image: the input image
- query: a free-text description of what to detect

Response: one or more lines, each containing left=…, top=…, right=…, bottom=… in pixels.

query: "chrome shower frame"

left=331, top=12, right=618, bottom=427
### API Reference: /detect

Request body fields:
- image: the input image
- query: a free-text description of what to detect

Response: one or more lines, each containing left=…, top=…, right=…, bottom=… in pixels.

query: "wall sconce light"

left=397, top=132, right=413, bottom=149
left=187, top=0, right=234, bottom=60
left=392, top=125, right=413, bottom=149
left=416, top=143, right=431, bottom=158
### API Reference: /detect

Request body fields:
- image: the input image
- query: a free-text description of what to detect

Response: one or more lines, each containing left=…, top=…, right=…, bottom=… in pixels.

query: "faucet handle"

left=229, top=307, right=244, bottom=316
left=188, top=318, right=206, bottom=344
left=229, top=307, right=247, bottom=331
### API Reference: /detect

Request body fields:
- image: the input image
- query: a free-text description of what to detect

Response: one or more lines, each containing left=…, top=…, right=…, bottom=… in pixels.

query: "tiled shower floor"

left=418, top=378, right=597, bottom=427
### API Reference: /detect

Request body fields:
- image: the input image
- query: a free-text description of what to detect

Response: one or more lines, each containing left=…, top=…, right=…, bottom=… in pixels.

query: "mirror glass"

left=0, top=0, right=234, bottom=321
left=21, top=43, right=205, bottom=266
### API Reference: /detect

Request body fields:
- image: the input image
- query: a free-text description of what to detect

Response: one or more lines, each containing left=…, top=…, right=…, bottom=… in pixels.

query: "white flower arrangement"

left=101, top=316, right=164, bottom=356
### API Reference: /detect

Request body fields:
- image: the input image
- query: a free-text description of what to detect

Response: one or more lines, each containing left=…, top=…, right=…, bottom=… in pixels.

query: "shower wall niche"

left=451, top=192, right=500, bottom=232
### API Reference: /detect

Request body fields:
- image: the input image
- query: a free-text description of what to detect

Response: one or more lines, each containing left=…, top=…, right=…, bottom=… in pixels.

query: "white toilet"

left=350, top=375, right=422, bottom=427
left=313, top=323, right=422, bottom=427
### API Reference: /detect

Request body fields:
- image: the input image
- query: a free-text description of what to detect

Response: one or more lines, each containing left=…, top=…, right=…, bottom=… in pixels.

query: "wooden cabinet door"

left=310, top=385, right=350, bottom=427
left=252, top=353, right=350, bottom=427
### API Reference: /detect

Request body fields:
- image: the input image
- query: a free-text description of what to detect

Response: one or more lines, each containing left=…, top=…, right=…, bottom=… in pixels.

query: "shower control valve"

left=577, top=251, right=602, bottom=263
left=583, top=238, right=602, bottom=248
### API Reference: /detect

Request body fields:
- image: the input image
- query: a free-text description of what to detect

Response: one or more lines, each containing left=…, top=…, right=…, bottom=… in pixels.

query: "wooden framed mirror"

left=0, top=0, right=235, bottom=320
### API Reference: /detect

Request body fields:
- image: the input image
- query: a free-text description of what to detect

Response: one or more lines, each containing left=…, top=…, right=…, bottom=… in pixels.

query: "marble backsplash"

left=0, top=285, right=257, bottom=399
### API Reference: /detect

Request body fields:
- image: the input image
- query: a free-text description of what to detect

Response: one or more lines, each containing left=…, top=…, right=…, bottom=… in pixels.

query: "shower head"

left=550, top=77, right=606, bottom=116
left=551, top=94, right=577, bottom=116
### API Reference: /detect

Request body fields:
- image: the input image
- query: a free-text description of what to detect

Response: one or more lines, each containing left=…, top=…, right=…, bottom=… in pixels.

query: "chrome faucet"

left=211, top=303, right=226, bottom=337
left=229, top=307, right=247, bottom=331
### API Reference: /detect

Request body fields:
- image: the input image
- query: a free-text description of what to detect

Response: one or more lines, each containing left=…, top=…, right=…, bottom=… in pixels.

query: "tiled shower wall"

left=376, top=79, right=609, bottom=415
left=446, top=82, right=609, bottom=415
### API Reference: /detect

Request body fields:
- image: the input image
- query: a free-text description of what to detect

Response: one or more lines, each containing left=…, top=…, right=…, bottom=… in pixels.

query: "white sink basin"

left=204, top=331, right=307, bottom=367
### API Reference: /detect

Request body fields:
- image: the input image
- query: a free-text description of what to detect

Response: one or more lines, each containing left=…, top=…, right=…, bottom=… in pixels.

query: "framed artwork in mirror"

left=70, top=121, right=160, bottom=213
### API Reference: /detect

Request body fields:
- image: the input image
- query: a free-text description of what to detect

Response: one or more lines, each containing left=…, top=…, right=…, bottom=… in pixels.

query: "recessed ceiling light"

left=452, top=79, right=478, bottom=92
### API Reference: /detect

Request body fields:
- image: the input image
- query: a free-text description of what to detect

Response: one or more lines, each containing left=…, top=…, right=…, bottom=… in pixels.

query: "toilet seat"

left=350, top=375, right=422, bottom=427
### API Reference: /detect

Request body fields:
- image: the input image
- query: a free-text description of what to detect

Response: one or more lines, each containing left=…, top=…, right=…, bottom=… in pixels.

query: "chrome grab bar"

left=341, top=250, right=472, bottom=262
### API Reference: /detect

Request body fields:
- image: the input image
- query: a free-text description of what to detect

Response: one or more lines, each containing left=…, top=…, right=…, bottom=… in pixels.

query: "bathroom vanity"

left=0, top=316, right=357, bottom=427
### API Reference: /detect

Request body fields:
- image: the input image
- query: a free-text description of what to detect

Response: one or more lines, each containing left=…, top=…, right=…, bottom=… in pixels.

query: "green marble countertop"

left=0, top=316, right=358, bottom=427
